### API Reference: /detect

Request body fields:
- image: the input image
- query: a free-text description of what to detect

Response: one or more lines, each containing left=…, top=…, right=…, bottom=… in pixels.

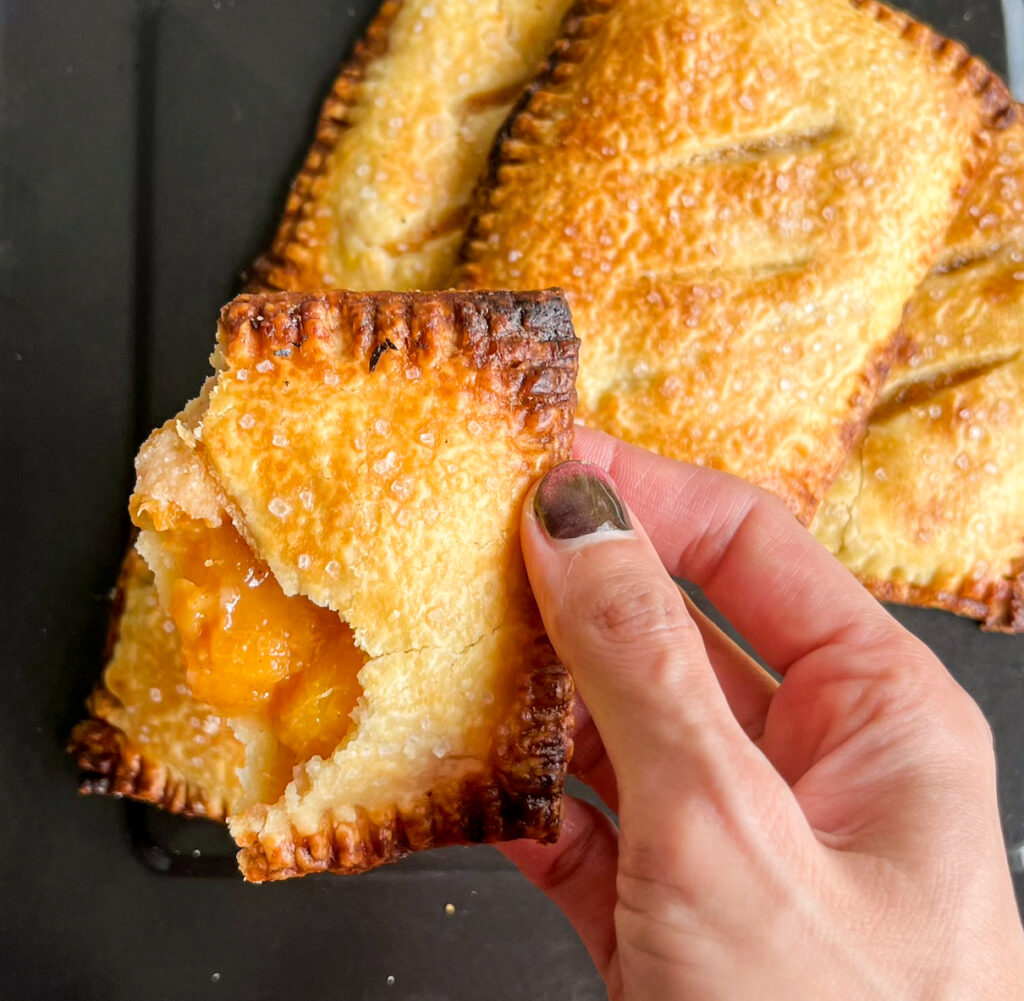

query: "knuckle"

left=586, top=574, right=693, bottom=648
left=898, top=671, right=995, bottom=774
left=947, top=686, right=995, bottom=756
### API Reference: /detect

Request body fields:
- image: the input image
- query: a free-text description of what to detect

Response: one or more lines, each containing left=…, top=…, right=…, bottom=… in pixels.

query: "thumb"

left=523, top=461, right=773, bottom=838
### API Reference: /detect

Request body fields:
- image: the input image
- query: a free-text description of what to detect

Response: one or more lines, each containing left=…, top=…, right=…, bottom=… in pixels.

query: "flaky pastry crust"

left=458, top=0, right=1013, bottom=522
left=812, top=110, right=1024, bottom=631
left=130, top=290, right=578, bottom=879
left=237, top=656, right=573, bottom=880
left=248, top=0, right=574, bottom=293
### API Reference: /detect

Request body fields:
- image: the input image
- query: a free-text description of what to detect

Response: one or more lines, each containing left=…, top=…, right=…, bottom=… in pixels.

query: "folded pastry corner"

left=127, top=289, right=578, bottom=879
left=812, top=109, right=1024, bottom=631
left=457, top=0, right=1013, bottom=522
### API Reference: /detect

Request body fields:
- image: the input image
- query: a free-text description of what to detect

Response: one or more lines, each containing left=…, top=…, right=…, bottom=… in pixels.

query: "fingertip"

left=533, top=461, right=633, bottom=543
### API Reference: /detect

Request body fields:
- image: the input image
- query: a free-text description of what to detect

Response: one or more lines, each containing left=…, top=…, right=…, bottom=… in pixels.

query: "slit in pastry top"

left=457, top=0, right=1013, bottom=521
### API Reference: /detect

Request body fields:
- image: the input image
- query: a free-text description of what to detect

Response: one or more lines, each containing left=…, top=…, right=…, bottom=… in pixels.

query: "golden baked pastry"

left=249, top=0, right=574, bottom=293
left=811, top=110, right=1024, bottom=631
left=128, top=289, right=577, bottom=879
left=68, top=547, right=244, bottom=819
left=457, top=0, right=1012, bottom=522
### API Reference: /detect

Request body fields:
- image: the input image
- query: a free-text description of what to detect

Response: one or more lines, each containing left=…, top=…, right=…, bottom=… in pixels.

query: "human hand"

left=504, top=427, right=1024, bottom=1000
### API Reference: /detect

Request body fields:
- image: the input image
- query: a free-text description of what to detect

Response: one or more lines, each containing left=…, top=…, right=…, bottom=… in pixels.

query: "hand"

left=503, top=427, right=1024, bottom=1000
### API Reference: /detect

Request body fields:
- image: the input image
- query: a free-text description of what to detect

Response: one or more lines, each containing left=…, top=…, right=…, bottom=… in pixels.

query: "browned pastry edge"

left=67, top=715, right=233, bottom=821
left=865, top=569, right=1024, bottom=633
left=66, top=549, right=233, bottom=820
left=468, top=0, right=615, bottom=214
left=235, top=654, right=575, bottom=881
left=220, top=289, right=579, bottom=441
left=466, top=0, right=1016, bottom=235
left=244, top=0, right=403, bottom=292
left=849, top=0, right=1015, bottom=131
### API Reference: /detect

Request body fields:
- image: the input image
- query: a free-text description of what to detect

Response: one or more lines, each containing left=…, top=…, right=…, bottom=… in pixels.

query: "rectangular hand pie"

left=457, top=0, right=1012, bottom=521
left=811, top=110, right=1024, bottom=631
left=120, top=289, right=578, bottom=879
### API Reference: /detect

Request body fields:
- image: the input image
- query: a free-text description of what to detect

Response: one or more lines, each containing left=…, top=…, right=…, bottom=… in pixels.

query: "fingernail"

left=533, top=461, right=632, bottom=541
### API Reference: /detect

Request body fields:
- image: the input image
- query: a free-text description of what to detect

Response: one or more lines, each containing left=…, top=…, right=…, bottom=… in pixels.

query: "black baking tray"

left=0, top=2, right=1021, bottom=999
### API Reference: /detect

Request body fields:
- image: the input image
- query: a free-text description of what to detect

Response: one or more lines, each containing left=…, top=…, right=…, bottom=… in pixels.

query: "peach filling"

left=160, top=521, right=364, bottom=762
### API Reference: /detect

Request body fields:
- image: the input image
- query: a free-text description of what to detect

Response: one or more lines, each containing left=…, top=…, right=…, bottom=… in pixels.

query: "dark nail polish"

left=533, top=461, right=632, bottom=541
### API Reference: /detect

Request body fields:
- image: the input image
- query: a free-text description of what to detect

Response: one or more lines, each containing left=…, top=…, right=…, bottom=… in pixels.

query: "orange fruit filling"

left=161, top=521, right=364, bottom=761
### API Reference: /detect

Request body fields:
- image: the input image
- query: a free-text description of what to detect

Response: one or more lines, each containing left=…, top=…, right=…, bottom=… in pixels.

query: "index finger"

left=572, top=427, right=924, bottom=675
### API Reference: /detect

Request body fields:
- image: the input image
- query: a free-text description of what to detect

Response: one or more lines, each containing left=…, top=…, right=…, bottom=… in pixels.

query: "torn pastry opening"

left=142, top=516, right=367, bottom=806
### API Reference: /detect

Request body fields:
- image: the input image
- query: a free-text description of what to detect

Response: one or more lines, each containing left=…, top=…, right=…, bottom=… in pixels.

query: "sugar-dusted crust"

left=67, top=548, right=244, bottom=818
left=458, top=0, right=1013, bottom=523
left=68, top=717, right=231, bottom=821
left=236, top=656, right=574, bottom=880
left=812, top=110, right=1024, bottom=631
left=248, top=0, right=574, bottom=293
left=130, top=290, right=578, bottom=880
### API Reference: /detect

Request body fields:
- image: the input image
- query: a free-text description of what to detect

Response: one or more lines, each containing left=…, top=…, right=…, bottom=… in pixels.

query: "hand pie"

left=811, top=111, right=1024, bottom=631
left=249, top=0, right=574, bottom=293
left=126, top=289, right=577, bottom=880
left=69, top=547, right=244, bottom=819
left=457, top=0, right=1012, bottom=521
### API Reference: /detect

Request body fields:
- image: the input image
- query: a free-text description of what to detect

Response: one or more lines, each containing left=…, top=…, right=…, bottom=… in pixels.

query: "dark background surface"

left=0, top=2, right=1021, bottom=999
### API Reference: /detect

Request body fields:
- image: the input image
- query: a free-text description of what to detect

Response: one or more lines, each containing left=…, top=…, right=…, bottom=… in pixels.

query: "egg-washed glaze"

left=249, top=0, right=576, bottom=293
left=458, top=0, right=1013, bottom=522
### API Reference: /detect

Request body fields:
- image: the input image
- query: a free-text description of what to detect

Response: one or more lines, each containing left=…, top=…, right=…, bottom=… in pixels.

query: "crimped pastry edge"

left=245, top=0, right=403, bottom=292
left=234, top=656, right=574, bottom=881
left=218, top=289, right=579, bottom=442
left=866, top=572, right=1024, bottom=633
left=67, top=548, right=236, bottom=820
left=68, top=715, right=233, bottom=821
left=849, top=0, right=1016, bottom=131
